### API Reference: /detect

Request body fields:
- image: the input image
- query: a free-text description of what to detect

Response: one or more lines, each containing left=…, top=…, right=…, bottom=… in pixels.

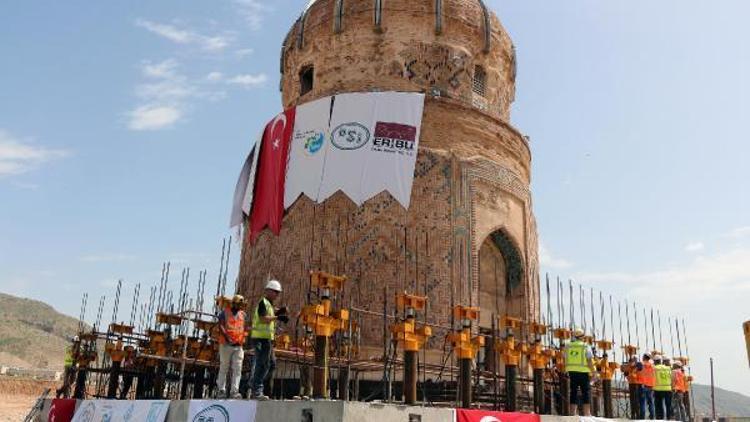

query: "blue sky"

left=1, top=0, right=748, bottom=398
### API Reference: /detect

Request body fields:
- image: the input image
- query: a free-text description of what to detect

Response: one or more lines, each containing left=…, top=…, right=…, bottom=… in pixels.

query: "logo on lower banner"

left=331, top=123, right=370, bottom=150
left=372, top=122, right=417, bottom=155
left=300, top=130, right=325, bottom=156
left=75, top=402, right=96, bottom=422
left=192, top=404, right=230, bottom=422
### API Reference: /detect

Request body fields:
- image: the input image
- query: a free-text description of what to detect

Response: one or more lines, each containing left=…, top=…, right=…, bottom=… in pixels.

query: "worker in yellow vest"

left=249, top=280, right=289, bottom=400
left=56, top=336, right=80, bottom=398
left=653, top=356, right=673, bottom=420
left=564, top=328, right=596, bottom=416
left=216, top=294, right=248, bottom=399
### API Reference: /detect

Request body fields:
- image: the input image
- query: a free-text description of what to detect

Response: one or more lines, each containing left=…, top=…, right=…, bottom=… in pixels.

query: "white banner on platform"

left=240, top=133, right=263, bottom=217
left=187, top=400, right=257, bottom=422
left=71, top=400, right=169, bottom=422
left=284, top=96, right=333, bottom=208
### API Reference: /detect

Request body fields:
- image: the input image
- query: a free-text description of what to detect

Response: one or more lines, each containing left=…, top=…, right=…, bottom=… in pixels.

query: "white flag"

left=318, top=93, right=377, bottom=205
left=360, top=92, right=425, bottom=208
left=241, top=132, right=263, bottom=216
left=230, top=149, right=254, bottom=228
left=284, top=97, right=332, bottom=209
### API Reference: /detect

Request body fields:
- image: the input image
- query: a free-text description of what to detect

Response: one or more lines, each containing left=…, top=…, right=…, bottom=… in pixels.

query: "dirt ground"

left=0, top=377, right=58, bottom=421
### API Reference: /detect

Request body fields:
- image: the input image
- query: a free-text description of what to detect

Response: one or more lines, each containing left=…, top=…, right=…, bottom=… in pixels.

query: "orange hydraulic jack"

left=390, top=293, right=431, bottom=405
left=447, top=306, right=484, bottom=408
left=496, top=316, right=526, bottom=411
left=300, top=271, right=349, bottom=399
left=553, top=328, right=572, bottom=415
left=596, top=340, right=619, bottom=418
left=526, top=322, right=552, bottom=414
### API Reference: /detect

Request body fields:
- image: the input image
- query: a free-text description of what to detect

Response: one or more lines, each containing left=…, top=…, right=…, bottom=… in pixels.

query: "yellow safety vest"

left=654, top=364, right=672, bottom=391
left=250, top=297, right=275, bottom=340
left=64, top=346, right=74, bottom=367
left=565, top=340, right=590, bottom=374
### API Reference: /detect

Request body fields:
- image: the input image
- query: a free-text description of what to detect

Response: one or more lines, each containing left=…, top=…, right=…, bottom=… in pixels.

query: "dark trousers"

left=250, top=339, right=276, bottom=396
left=640, top=386, right=655, bottom=419
left=655, top=390, right=672, bottom=420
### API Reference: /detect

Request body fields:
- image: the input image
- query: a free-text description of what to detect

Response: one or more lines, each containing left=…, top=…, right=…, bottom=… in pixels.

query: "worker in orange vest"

left=622, top=355, right=642, bottom=419
left=216, top=294, right=248, bottom=399
left=637, top=353, right=656, bottom=419
left=672, top=360, right=688, bottom=422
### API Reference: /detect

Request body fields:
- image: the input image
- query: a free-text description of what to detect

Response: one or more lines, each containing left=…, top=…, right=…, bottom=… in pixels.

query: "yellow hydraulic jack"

left=496, top=316, right=526, bottom=411
left=595, top=340, right=619, bottom=418
left=526, top=322, right=552, bottom=414
left=390, top=293, right=431, bottom=405
left=553, top=328, right=572, bottom=415
left=447, top=306, right=484, bottom=409
left=300, top=271, right=349, bottom=399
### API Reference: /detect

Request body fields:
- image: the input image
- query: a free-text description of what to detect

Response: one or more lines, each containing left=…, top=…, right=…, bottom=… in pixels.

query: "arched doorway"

left=477, top=229, right=525, bottom=328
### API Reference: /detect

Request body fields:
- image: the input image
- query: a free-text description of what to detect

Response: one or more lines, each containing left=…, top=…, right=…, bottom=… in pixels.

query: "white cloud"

left=0, top=130, right=69, bottom=177
left=233, top=0, right=267, bottom=30
left=135, top=19, right=232, bottom=52
left=128, top=105, right=182, bottom=131
left=226, top=73, right=268, bottom=88
left=726, top=226, right=750, bottom=239
left=539, top=242, right=573, bottom=269
left=684, top=241, right=705, bottom=252
left=80, top=254, right=136, bottom=263
left=234, top=48, right=254, bottom=58
left=206, top=71, right=224, bottom=82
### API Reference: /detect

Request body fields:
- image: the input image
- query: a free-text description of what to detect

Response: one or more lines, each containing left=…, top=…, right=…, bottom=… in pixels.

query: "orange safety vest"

left=627, top=363, right=641, bottom=385
left=219, top=307, right=246, bottom=345
left=673, top=370, right=686, bottom=392
left=640, top=361, right=655, bottom=388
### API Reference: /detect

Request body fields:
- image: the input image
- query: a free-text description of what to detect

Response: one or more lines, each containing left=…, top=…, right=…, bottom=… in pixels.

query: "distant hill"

left=692, top=383, right=750, bottom=417
left=0, top=292, right=81, bottom=370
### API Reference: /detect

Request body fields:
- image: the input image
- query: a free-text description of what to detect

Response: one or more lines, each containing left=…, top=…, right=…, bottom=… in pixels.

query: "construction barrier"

left=70, top=399, right=170, bottom=422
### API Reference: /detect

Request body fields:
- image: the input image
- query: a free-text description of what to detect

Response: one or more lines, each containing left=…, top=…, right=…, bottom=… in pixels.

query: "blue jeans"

left=250, top=339, right=276, bottom=397
left=640, top=386, right=655, bottom=419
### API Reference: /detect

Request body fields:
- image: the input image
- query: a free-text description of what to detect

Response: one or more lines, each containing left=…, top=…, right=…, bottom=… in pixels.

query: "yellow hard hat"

left=232, top=294, right=245, bottom=304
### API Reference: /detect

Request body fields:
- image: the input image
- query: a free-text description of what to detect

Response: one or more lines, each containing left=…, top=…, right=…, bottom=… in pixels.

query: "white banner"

left=71, top=400, right=169, bottom=422
left=187, top=400, right=257, bottom=422
left=284, top=96, right=332, bottom=208
left=360, top=92, right=424, bottom=208
left=317, top=92, right=378, bottom=205
left=240, top=133, right=263, bottom=217
left=230, top=148, right=255, bottom=229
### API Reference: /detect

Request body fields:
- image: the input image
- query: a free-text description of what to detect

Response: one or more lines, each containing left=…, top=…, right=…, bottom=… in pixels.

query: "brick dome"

left=280, top=0, right=517, bottom=121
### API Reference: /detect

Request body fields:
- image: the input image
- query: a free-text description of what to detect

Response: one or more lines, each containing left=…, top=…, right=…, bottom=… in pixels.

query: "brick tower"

left=238, top=0, right=539, bottom=350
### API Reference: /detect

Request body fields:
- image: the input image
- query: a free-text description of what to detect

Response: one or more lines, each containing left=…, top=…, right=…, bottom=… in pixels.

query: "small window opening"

left=472, top=65, right=487, bottom=97
left=300, top=66, right=314, bottom=96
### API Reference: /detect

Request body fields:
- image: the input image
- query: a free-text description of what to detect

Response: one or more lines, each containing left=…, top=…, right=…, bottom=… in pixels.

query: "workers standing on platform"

left=654, top=356, right=673, bottom=420
left=622, top=355, right=643, bottom=419
left=672, top=360, right=688, bottom=421
left=565, top=328, right=596, bottom=416
left=216, top=294, right=248, bottom=399
left=56, top=336, right=80, bottom=398
left=638, top=353, right=656, bottom=419
left=249, top=280, right=289, bottom=400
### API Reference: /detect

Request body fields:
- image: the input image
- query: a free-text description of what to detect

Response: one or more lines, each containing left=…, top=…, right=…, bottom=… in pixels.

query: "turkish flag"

left=455, top=410, right=541, bottom=422
left=249, top=108, right=296, bottom=241
left=48, top=398, right=76, bottom=422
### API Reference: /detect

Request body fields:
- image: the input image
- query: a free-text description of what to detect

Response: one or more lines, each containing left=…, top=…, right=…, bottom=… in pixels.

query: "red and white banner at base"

left=48, top=399, right=77, bottom=422
left=187, top=400, right=257, bottom=422
left=70, top=400, right=169, bottom=422
left=230, top=91, right=425, bottom=240
left=455, top=410, right=541, bottom=422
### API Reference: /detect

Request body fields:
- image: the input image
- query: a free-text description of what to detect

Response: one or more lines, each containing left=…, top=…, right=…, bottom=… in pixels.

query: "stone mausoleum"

left=238, top=0, right=539, bottom=351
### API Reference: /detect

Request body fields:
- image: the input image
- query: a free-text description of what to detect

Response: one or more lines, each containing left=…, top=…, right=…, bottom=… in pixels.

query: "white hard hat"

left=265, top=279, right=282, bottom=292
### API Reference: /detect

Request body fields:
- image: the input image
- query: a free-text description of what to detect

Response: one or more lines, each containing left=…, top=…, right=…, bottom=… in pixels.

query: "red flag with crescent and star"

left=455, top=410, right=541, bottom=422
left=48, top=398, right=76, bottom=422
left=249, top=108, right=296, bottom=241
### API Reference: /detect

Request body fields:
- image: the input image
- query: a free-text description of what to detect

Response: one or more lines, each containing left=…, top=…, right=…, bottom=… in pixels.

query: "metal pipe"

left=404, top=350, right=418, bottom=405
left=459, top=357, right=472, bottom=408
left=313, top=335, right=329, bottom=399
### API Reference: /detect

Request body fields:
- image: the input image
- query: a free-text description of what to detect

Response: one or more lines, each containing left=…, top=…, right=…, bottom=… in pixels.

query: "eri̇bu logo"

left=192, top=404, right=230, bottom=422
left=331, top=122, right=370, bottom=150
left=304, top=131, right=325, bottom=155
left=372, top=122, right=417, bottom=155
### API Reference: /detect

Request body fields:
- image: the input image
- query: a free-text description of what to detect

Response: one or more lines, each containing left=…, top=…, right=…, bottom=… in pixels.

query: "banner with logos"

left=284, top=96, right=333, bottom=209
left=455, top=410, right=541, bottom=422
left=186, top=400, right=257, bottom=422
left=71, top=399, right=169, bottom=422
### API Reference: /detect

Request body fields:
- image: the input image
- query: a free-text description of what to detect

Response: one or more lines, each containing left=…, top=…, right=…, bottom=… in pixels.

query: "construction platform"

left=33, top=398, right=657, bottom=422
